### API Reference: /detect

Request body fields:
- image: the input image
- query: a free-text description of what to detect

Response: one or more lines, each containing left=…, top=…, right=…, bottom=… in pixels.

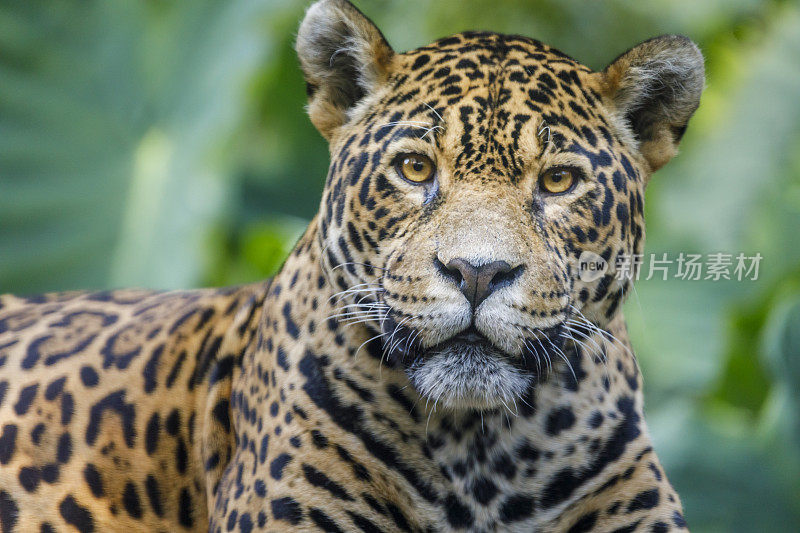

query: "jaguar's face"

left=298, top=1, right=703, bottom=409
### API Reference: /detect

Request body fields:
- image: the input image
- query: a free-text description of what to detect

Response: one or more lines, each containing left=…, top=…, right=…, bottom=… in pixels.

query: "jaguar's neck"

left=225, top=217, right=677, bottom=530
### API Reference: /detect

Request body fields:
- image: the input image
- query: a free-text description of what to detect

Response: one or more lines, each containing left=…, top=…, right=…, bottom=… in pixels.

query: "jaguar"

left=0, top=0, right=704, bottom=531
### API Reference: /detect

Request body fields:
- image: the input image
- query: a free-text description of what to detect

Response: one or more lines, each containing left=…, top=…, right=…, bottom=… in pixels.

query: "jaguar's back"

left=0, top=285, right=267, bottom=532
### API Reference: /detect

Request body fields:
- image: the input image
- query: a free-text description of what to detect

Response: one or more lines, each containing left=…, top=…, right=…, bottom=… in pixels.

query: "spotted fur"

left=0, top=1, right=703, bottom=531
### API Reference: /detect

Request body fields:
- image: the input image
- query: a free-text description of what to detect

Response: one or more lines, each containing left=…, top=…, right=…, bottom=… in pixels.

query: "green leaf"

left=0, top=0, right=272, bottom=292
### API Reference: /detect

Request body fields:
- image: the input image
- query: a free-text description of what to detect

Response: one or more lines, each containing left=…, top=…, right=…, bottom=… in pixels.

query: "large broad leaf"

left=628, top=2, right=800, bottom=384
left=652, top=4, right=800, bottom=268
left=649, top=400, right=800, bottom=532
left=761, top=295, right=800, bottom=455
left=625, top=5, right=800, bottom=530
left=0, top=0, right=275, bottom=293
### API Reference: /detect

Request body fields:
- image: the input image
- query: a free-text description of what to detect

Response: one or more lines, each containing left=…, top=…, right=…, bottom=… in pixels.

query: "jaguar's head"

left=297, top=0, right=704, bottom=409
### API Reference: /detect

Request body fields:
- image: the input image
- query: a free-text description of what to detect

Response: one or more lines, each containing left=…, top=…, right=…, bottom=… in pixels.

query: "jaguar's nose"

left=435, top=256, right=524, bottom=310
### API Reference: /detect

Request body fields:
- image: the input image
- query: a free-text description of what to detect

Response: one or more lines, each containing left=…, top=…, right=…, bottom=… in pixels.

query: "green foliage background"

left=1, top=0, right=799, bottom=529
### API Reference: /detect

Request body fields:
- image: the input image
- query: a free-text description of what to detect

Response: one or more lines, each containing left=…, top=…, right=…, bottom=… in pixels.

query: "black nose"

left=435, top=257, right=523, bottom=310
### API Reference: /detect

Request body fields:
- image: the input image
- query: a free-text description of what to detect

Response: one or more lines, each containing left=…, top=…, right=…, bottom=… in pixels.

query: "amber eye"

left=539, top=168, right=577, bottom=194
left=396, top=153, right=436, bottom=184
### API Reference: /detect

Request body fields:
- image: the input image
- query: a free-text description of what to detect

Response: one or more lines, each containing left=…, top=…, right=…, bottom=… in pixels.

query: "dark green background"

left=2, top=1, right=799, bottom=529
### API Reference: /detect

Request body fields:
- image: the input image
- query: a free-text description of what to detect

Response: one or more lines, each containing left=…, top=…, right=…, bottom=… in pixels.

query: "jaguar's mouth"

left=383, top=320, right=564, bottom=410
left=445, top=325, right=487, bottom=344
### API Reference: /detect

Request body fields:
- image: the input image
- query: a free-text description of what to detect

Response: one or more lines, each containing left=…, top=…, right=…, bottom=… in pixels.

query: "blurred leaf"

left=227, top=5, right=329, bottom=222
left=626, top=280, right=729, bottom=399
left=650, top=400, right=800, bottom=532
left=628, top=0, right=800, bottom=415
left=654, top=2, right=800, bottom=259
left=711, top=299, right=772, bottom=414
left=761, top=294, right=800, bottom=440
left=0, top=0, right=272, bottom=292
left=205, top=216, right=307, bottom=286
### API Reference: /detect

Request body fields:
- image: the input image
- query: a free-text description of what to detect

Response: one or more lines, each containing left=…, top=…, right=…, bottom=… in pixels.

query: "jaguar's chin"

left=402, top=327, right=537, bottom=410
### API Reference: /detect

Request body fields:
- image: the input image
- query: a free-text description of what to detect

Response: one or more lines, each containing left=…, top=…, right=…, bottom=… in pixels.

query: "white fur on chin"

left=407, top=344, right=532, bottom=411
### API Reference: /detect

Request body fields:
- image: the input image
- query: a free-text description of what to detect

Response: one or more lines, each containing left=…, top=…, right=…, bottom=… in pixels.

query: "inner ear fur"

left=598, top=35, right=705, bottom=172
left=296, top=0, right=394, bottom=140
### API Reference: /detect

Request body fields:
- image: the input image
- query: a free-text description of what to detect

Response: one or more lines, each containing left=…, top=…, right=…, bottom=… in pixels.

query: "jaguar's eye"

left=539, top=167, right=577, bottom=195
left=396, top=153, right=436, bottom=184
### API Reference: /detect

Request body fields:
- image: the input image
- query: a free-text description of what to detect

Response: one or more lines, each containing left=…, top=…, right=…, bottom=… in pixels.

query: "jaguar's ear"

left=598, top=35, right=704, bottom=173
left=296, top=0, right=394, bottom=140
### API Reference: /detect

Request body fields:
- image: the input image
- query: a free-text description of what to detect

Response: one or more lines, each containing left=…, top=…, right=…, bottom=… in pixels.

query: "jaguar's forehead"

left=391, top=32, right=597, bottom=114
left=400, top=32, right=587, bottom=72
